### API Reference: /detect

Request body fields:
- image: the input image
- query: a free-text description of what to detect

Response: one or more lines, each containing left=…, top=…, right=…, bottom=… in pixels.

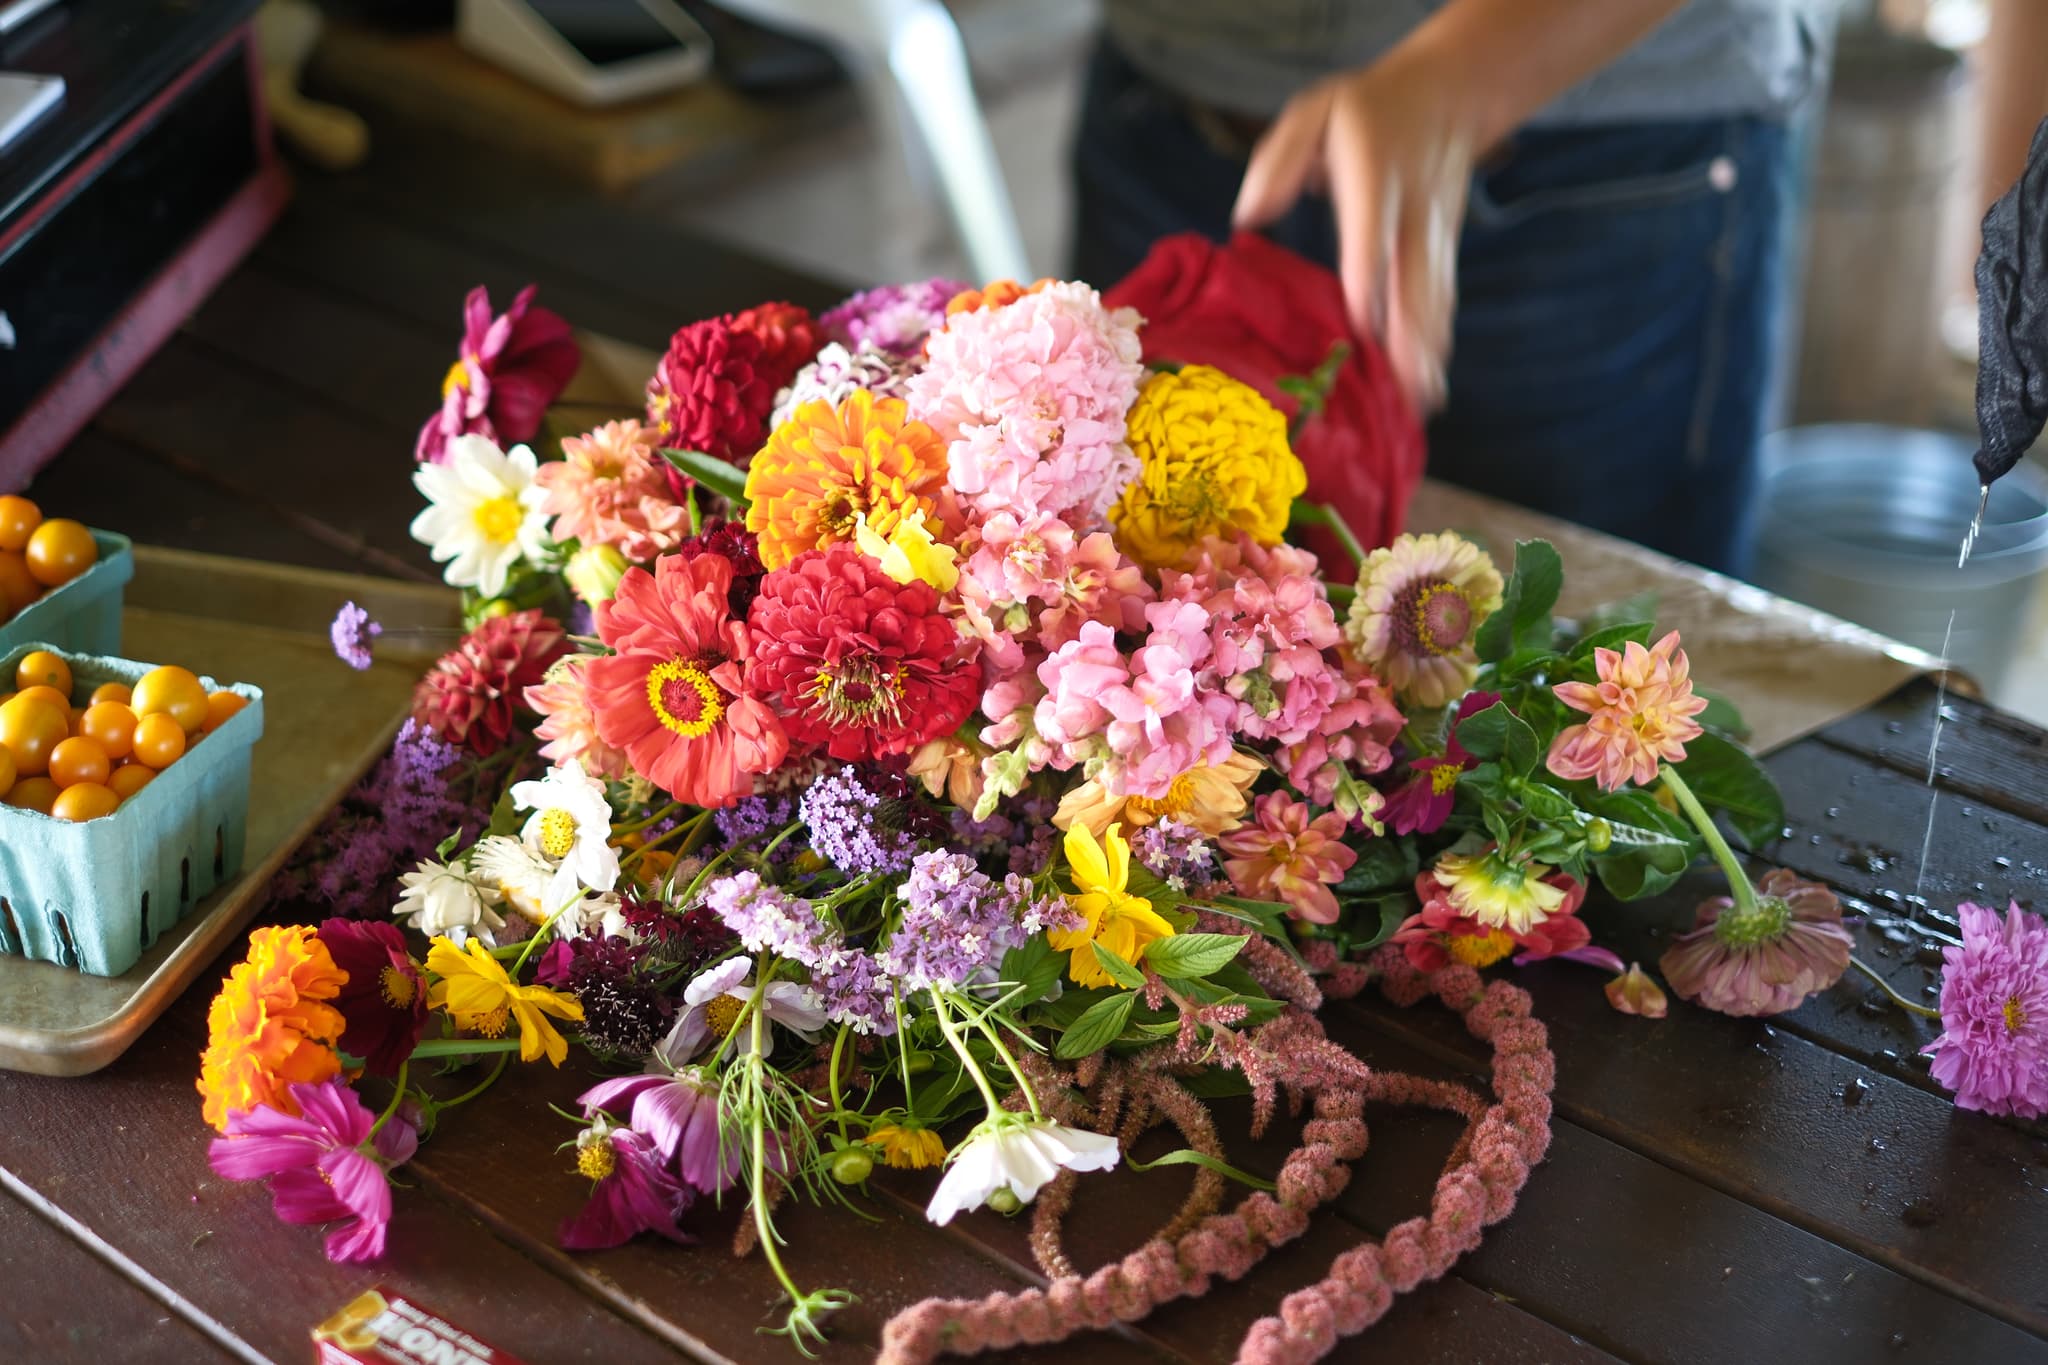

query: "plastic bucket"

left=0, top=642, right=264, bottom=977
left=0, top=530, right=134, bottom=658
left=1751, top=425, right=2048, bottom=690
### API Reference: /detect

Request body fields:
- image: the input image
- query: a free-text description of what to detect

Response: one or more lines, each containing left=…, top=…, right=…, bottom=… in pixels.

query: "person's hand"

left=1232, top=44, right=1483, bottom=412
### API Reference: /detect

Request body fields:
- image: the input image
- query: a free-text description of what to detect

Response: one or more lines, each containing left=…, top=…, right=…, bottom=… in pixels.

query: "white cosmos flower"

left=925, top=1114, right=1120, bottom=1226
left=410, top=434, right=551, bottom=598
left=658, top=957, right=827, bottom=1063
left=393, top=857, right=506, bottom=946
left=510, top=758, right=620, bottom=908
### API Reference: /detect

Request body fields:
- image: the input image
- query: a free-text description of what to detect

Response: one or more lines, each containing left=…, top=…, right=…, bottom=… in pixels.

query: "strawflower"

left=1344, top=532, right=1503, bottom=708
left=1547, top=631, right=1710, bottom=791
left=330, top=602, right=381, bottom=671
left=1047, top=822, right=1175, bottom=987
left=558, top=1114, right=696, bottom=1251
left=1923, top=899, right=2048, bottom=1118
left=925, top=1113, right=1119, bottom=1226
left=198, top=925, right=348, bottom=1131
left=526, top=655, right=631, bottom=781
left=510, top=759, right=622, bottom=908
left=1659, top=868, right=1853, bottom=1017
left=410, top=435, right=553, bottom=600
left=1218, top=791, right=1358, bottom=925
left=208, top=1078, right=419, bottom=1263
left=415, top=283, right=579, bottom=464
left=411, top=609, right=568, bottom=756
left=744, top=390, right=956, bottom=570
left=662, top=956, right=826, bottom=1062
left=316, top=919, right=427, bottom=1078
left=425, top=937, right=585, bottom=1065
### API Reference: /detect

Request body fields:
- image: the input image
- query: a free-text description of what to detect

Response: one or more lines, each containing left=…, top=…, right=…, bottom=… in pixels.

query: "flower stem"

left=407, top=1037, right=525, bottom=1060
left=432, top=1053, right=511, bottom=1113
left=612, top=801, right=685, bottom=837
left=747, top=975, right=818, bottom=1338
left=930, top=993, right=1002, bottom=1116
left=510, top=891, right=587, bottom=977
left=1659, top=765, right=1758, bottom=916
left=1850, top=955, right=1942, bottom=1019
left=959, top=995, right=1042, bottom=1120
left=827, top=1025, right=851, bottom=1143
left=1293, top=501, right=1369, bottom=569
left=367, top=1060, right=410, bottom=1142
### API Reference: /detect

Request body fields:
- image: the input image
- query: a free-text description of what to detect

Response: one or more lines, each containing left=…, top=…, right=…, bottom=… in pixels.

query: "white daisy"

left=925, top=1114, right=1120, bottom=1226
left=393, top=857, right=506, bottom=946
left=657, top=957, right=826, bottom=1064
left=510, top=759, right=620, bottom=908
left=470, top=836, right=623, bottom=941
left=409, top=434, right=551, bottom=598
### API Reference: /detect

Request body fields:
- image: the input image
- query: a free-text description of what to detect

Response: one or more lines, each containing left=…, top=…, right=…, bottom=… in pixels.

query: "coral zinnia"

left=1219, top=791, right=1358, bottom=925
left=1547, top=630, right=1710, bottom=791
left=316, top=919, right=427, bottom=1078
left=1659, top=868, right=1853, bottom=1017
left=730, top=300, right=821, bottom=389
left=1344, top=532, right=1503, bottom=709
left=412, top=609, right=568, bottom=756
left=1048, top=821, right=1175, bottom=987
left=745, top=545, right=977, bottom=761
left=1923, top=899, right=2048, bottom=1118
left=1111, top=365, right=1306, bottom=569
left=744, top=391, right=955, bottom=571
left=645, top=314, right=778, bottom=467
left=416, top=284, right=580, bottom=465
left=1392, top=859, right=1589, bottom=971
left=586, top=553, right=788, bottom=808
left=197, top=925, right=347, bottom=1132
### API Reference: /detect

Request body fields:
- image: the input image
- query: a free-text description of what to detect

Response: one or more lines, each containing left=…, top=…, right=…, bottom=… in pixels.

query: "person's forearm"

left=1392, top=0, right=1689, bottom=148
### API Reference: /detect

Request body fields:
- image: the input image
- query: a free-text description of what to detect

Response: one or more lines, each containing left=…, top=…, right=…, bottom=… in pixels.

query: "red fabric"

left=1104, top=232, right=1425, bottom=573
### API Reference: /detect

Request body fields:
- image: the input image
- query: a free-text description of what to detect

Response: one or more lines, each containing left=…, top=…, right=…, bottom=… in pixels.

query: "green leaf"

left=1089, top=942, right=1147, bottom=990
left=1143, top=933, right=1247, bottom=979
left=1124, top=1147, right=1277, bottom=1191
left=660, top=448, right=750, bottom=507
left=482, top=786, right=521, bottom=840
left=996, top=935, right=1063, bottom=1005
left=1337, top=836, right=1417, bottom=896
left=1696, top=689, right=1751, bottom=743
left=1456, top=702, right=1510, bottom=760
left=1673, top=731, right=1784, bottom=850
left=1569, top=620, right=1655, bottom=659
left=1577, top=787, right=1698, bottom=900
left=1054, top=992, right=1136, bottom=1059
left=1475, top=540, right=1563, bottom=663
left=1350, top=895, right=1411, bottom=952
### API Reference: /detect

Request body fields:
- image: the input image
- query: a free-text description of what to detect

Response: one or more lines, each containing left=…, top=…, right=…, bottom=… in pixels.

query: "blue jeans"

left=1072, top=42, right=1795, bottom=575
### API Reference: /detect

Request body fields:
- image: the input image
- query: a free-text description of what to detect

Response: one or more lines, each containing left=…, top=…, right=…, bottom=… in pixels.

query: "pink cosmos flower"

left=1923, top=899, right=2048, bottom=1119
left=532, top=420, right=688, bottom=561
left=1547, top=630, right=1710, bottom=791
left=558, top=1115, right=697, bottom=1251
left=1659, top=868, right=1853, bottom=1017
left=208, top=1079, right=419, bottom=1263
left=579, top=1067, right=741, bottom=1194
left=416, top=285, right=580, bottom=464
left=1219, top=791, right=1358, bottom=924
left=525, top=655, right=632, bottom=782
left=1380, top=691, right=1498, bottom=835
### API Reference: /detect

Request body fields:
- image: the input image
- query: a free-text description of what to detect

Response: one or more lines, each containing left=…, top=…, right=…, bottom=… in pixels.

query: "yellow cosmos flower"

left=425, top=937, right=585, bottom=1066
left=1110, top=365, right=1306, bottom=569
left=1431, top=850, right=1568, bottom=936
left=866, top=1121, right=948, bottom=1170
left=1052, top=751, right=1265, bottom=839
left=1048, top=822, right=1176, bottom=987
left=854, top=507, right=959, bottom=592
left=744, top=390, right=954, bottom=570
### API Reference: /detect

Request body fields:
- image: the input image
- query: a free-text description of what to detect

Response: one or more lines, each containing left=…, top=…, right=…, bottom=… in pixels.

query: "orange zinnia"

left=197, top=925, right=348, bottom=1132
left=744, top=390, right=955, bottom=570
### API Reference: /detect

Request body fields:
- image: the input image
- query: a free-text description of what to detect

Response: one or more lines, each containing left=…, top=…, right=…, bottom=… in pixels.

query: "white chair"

left=708, top=0, right=1035, bottom=283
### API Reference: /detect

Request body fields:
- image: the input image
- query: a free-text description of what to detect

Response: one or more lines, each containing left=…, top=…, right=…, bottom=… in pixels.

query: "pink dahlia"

left=1547, top=630, right=1710, bottom=791
left=907, top=280, right=1145, bottom=527
left=1219, top=791, right=1357, bottom=924
left=820, top=278, right=967, bottom=355
left=1659, top=868, right=1853, bottom=1017
left=744, top=544, right=977, bottom=761
left=644, top=315, right=778, bottom=473
left=412, top=610, right=568, bottom=756
left=532, top=419, right=688, bottom=561
left=526, top=655, right=632, bottom=781
left=1392, top=859, right=1589, bottom=971
left=587, top=554, right=788, bottom=807
left=1923, top=900, right=2048, bottom=1119
left=416, top=284, right=579, bottom=464
left=208, top=1078, right=418, bottom=1263
left=1380, top=691, right=1498, bottom=835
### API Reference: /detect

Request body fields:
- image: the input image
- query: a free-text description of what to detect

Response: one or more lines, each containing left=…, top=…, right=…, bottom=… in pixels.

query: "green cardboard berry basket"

left=0, top=642, right=263, bottom=977
left=0, top=531, right=135, bottom=658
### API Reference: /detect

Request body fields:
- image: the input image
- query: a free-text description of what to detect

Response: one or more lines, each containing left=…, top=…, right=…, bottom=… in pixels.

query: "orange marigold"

left=943, top=276, right=1052, bottom=318
left=196, top=924, right=348, bottom=1132
left=743, top=390, right=955, bottom=570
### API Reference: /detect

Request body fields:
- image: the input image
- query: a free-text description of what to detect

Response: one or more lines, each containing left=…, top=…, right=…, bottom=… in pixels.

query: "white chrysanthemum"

left=510, top=758, right=620, bottom=908
left=393, top=857, right=506, bottom=946
left=768, top=341, right=912, bottom=429
left=925, top=1114, right=1120, bottom=1226
left=410, top=434, right=551, bottom=598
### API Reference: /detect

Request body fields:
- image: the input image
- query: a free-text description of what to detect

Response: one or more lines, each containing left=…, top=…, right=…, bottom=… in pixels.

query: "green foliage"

left=1088, top=942, right=1147, bottom=990
left=1142, top=933, right=1247, bottom=979
left=660, top=448, right=750, bottom=507
left=996, top=935, right=1063, bottom=1006
left=1475, top=540, right=1563, bottom=663
left=1337, top=836, right=1417, bottom=897
left=1054, top=992, right=1136, bottom=1059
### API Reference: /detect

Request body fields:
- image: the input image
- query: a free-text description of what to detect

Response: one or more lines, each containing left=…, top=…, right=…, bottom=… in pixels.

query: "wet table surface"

left=4, top=117, right=2046, bottom=1365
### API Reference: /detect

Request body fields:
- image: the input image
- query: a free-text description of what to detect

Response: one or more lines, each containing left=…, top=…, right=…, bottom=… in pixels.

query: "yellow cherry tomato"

left=47, top=735, right=110, bottom=789
left=89, top=681, right=131, bottom=706
left=51, top=782, right=119, bottom=822
left=14, top=649, right=70, bottom=697
left=202, top=690, right=248, bottom=732
left=23, top=518, right=96, bottom=588
left=0, top=551, right=37, bottom=614
left=12, top=685, right=68, bottom=717
left=131, top=713, right=187, bottom=769
left=79, top=702, right=136, bottom=761
left=4, top=775, right=58, bottom=813
left=0, top=695, right=68, bottom=776
left=0, top=495, right=39, bottom=553
left=131, top=666, right=209, bottom=734
left=107, top=764, right=155, bottom=800
left=0, top=744, right=13, bottom=799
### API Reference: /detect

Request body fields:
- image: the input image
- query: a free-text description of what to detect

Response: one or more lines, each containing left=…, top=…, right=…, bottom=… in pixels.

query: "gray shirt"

left=1102, top=0, right=1836, bottom=125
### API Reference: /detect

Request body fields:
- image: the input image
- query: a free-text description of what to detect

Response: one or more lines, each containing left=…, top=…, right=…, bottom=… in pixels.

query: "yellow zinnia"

left=425, top=937, right=585, bottom=1066
left=744, top=390, right=954, bottom=570
left=1110, top=365, right=1306, bottom=569
left=1047, top=822, right=1176, bottom=987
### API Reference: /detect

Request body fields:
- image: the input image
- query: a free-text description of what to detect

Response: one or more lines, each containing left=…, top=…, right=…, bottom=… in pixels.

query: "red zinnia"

left=645, top=316, right=778, bottom=471
left=586, top=553, right=788, bottom=808
left=315, top=919, right=427, bottom=1078
left=730, top=301, right=821, bottom=391
left=744, top=544, right=976, bottom=761
left=412, top=610, right=568, bottom=756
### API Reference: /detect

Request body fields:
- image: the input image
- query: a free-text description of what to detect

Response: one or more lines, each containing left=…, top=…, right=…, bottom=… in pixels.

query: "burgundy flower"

left=672, top=519, right=767, bottom=617
left=411, top=610, right=568, bottom=756
left=316, top=919, right=427, bottom=1077
left=558, top=1118, right=696, bottom=1250
left=644, top=316, right=778, bottom=500
left=1659, top=868, right=1853, bottom=1017
left=1381, top=691, right=1499, bottom=835
left=416, top=285, right=580, bottom=464
left=730, top=301, right=822, bottom=391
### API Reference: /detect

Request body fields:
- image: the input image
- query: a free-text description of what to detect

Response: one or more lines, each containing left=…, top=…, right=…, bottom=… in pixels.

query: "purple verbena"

left=330, top=601, right=382, bottom=670
left=701, top=871, right=834, bottom=969
left=715, top=792, right=795, bottom=851
left=799, top=767, right=922, bottom=875
left=1129, top=817, right=1224, bottom=896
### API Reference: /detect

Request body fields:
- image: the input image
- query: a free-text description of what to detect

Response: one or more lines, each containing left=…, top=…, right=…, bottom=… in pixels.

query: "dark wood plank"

left=0, top=1187, right=232, bottom=1363
left=1816, top=681, right=2048, bottom=829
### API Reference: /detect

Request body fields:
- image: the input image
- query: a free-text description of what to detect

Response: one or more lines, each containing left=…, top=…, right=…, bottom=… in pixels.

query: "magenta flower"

left=557, top=1115, right=697, bottom=1250
left=579, top=1067, right=740, bottom=1194
left=207, top=1079, right=418, bottom=1263
left=1923, top=900, right=2048, bottom=1119
left=316, top=918, right=427, bottom=1078
left=1659, top=868, right=1853, bottom=1017
left=416, top=284, right=580, bottom=464
left=1380, top=691, right=1498, bottom=835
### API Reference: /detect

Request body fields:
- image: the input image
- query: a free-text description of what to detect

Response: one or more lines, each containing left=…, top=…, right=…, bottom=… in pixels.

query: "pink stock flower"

left=208, top=1079, right=419, bottom=1263
left=1033, top=621, right=1127, bottom=756
left=1923, top=900, right=2048, bottom=1119
left=532, top=420, right=688, bottom=561
left=1219, top=791, right=1358, bottom=924
left=416, top=285, right=579, bottom=464
left=1547, top=630, right=1710, bottom=791
left=1392, top=858, right=1589, bottom=971
left=1275, top=663, right=1403, bottom=808
left=525, top=655, right=632, bottom=781
left=1659, top=868, right=1852, bottom=1017
left=558, top=1116, right=697, bottom=1250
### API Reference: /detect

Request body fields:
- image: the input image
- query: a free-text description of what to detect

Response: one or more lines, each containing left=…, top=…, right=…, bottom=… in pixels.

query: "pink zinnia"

left=1659, top=868, right=1853, bottom=1017
left=416, top=285, right=580, bottom=464
left=208, top=1079, right=418, bottom=1263
left=526, top=655, right=632, bottom=781
left=1392, top=859, right=1588, bottom=971
left=1219, top=791, right=1358, bottom=924
left=1923, top=900, right=2048, bottom=1119
left=532, top=420, right=688, bottom=561
left=1547, top=630, right=1710, bottom=791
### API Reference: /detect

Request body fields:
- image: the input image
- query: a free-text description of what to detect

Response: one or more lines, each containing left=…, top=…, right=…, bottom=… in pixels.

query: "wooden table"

left=5, top=126, right=2047, bottom=1365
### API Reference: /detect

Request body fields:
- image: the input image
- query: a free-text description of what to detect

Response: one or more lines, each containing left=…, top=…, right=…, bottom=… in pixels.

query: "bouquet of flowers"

left=196, top=238, right=1886, bottom=1361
